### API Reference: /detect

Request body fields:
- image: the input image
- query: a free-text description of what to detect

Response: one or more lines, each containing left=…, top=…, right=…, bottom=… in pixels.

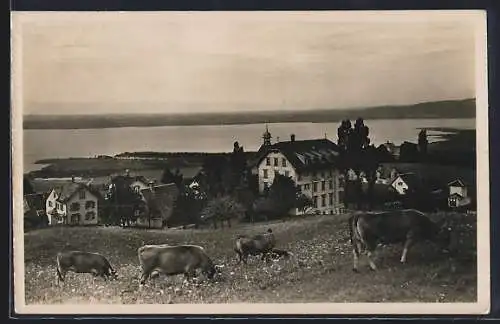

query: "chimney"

left=71, top=175, right=75, bottom=183
left=290, top=134, right=296, bottom=142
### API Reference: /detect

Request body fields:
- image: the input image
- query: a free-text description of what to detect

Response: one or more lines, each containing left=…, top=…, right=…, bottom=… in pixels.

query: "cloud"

left=16, top=11, right=479, bottom=115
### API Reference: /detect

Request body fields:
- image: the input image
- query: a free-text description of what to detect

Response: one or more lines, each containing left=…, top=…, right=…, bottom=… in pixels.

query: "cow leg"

left=400, top=237, right=414, bottom=264
left=235, top=251, right=243, bottom=265
left=139, top=269, right=152, bottom=285
left=57, top=268, right=66, bottom=284
left=365, top=243, right=378, bottom=271
left=352, top=241, right=361, bottom=272
left=367, top=250, right=377, bottom=271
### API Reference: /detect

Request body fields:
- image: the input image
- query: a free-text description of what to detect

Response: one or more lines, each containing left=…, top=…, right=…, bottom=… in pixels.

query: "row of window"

left=266, top=157, right=287, bottom=167
left=70, top=201, right=97, bottom=211
left=263, top=169, right=290, bottom=179
left=70, top=211, right=96, bottom=224
left=302, top=179, right=336, bottom=192
left=49, top=200, right=96, bottom=211
left=312, top=191, right=345, bottom=207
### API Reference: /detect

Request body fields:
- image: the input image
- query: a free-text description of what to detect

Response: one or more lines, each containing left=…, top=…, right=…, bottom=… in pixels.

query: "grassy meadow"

left=24, top=212, right=477, bottom=304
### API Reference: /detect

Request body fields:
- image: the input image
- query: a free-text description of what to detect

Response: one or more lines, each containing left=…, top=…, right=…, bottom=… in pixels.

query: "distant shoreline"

left=23, top=99, right=475, bottom=130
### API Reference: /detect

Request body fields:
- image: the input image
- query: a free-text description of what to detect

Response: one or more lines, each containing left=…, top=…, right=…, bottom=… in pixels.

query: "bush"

left=200, top=196, right=246, bottom=229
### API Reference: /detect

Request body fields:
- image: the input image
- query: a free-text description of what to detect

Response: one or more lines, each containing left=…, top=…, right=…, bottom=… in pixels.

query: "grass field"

left=24, top=212, right=477, bottom=304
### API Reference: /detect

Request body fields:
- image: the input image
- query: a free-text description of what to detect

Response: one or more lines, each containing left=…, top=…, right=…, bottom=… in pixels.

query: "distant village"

left=23, top=119, right=476, bottom=232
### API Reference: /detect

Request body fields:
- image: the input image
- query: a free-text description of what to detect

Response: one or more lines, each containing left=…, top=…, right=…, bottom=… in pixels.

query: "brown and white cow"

left=56, top=251, right=118, bottom=283
left=137, top=244, right=217, bottom=285
left=234, top=228, right=277, bottom=264
left=348, top=209, right=451, bottom=272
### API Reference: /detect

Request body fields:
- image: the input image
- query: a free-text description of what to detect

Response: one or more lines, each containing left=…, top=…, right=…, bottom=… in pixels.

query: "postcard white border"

left=11, top=9, right=490, bottom=315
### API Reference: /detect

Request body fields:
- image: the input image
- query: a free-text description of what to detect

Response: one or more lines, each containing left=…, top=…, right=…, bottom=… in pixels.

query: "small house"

left=447, top=179, right=472, bottom=208
left=390, top=172, right=421, bottom=195
left=46, top=181, right=100, bottom=226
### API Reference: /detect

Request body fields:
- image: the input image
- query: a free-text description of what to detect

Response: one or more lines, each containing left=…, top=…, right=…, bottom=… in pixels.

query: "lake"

left=22, top=118, right=476, bottom=173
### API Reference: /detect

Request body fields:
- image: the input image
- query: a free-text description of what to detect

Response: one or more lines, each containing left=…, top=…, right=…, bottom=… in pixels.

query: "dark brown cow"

left=137, top=244, right=217, bottom=285
left=348, top=209, right=451, bottom=272
left=56, top=251, right=118, bottom=283
left=234, top=228, right=276, bottom=264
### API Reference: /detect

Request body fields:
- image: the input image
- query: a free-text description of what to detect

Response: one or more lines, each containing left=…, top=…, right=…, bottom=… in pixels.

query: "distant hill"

left=23, top=98, right=475, bottom=130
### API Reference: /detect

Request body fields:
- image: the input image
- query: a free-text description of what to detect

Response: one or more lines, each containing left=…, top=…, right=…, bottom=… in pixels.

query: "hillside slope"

left=24, top=213, right=477, bottom=304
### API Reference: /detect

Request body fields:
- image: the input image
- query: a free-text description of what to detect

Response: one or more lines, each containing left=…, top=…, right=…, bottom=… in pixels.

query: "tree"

left=231, top=141, right=247, bottom=186
left=399, top=141, right=419, bottom=162
left=161, top=167, right=183, bottom=188
left=296, top=193, right=314, bottom=214
left=106, top=179, right=143, bottom=227
left=418, top=129, right=428, bottom=160
left=337, top=119, right=352, bottom=151
left=336, top=117, right=377, bottom=209
left=168, top=184, right=206, bottom=228
left=23, top=176, right=34, bottom=195
left=253, top=174, right=303, bottom=220
left=199, top=195, right=245, bottom=229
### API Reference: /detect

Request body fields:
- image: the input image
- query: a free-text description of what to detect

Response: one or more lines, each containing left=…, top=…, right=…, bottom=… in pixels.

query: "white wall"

left=296, top=168, right=344, bottom=215
left=66, top=189, right=99, bottom=225
left=257, top=152, right=296, bottom=193
left=391, top=176, right=408, bottom=195
left=449, top=185, right=467, bottom=197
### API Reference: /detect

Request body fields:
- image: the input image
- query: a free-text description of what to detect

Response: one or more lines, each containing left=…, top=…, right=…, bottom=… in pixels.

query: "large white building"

left=254, top=129, right=345, bottom=215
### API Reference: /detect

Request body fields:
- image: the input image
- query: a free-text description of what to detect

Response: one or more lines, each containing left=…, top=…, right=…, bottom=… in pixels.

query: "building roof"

left=254, top=138, right=341, bottom=172
left=140, top=183, right=180, bottom=221
left=448, top=179, right=467, bottom=187
left=449, top=192, right=464, bottom=199
left=53, top=182, right=101, bottom=203
left=111, top=175, right=150, bottom=187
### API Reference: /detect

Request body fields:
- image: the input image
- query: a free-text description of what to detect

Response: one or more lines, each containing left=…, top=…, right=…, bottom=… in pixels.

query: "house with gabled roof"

left=45, top=180, right=101, bottom=226
left=254, top=132, right=345, bottom=215
left=390, top=172, right=422, bottom=195
left=447, top=178, right=472, bottom=208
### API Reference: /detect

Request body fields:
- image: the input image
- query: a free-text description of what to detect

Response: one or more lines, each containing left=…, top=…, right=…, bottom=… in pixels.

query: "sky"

left=14, top=11, right=482, bottom=115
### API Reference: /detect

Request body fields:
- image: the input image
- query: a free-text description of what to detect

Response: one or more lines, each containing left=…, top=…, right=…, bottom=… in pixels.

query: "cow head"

left=109, top=269, right=119, bottom=280
left=202, top=262, right=218, bottom=280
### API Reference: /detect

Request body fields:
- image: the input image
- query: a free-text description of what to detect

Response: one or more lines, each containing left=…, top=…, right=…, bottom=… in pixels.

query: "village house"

left=254, top=128, right=345, bottom=215
left=109, top=170, right=152, bottom=195
left=45, top=180, right=100, bottom=226
left=447, top=179, right=472, bottom=208
left=390, top=172, right=421, bottom=195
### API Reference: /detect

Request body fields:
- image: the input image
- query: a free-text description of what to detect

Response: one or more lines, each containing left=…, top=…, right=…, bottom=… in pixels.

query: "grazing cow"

left=137, top=244, right=217, bottom=285
left=234, top=228, right=276, bottom=264
left=348, top=209, right=452, bottom=272
left=56, top=251, right=118, bottom=283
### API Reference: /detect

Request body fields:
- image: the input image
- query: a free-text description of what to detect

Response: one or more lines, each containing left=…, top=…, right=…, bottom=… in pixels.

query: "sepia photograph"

left=11, top=10, right=490, bottom=315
